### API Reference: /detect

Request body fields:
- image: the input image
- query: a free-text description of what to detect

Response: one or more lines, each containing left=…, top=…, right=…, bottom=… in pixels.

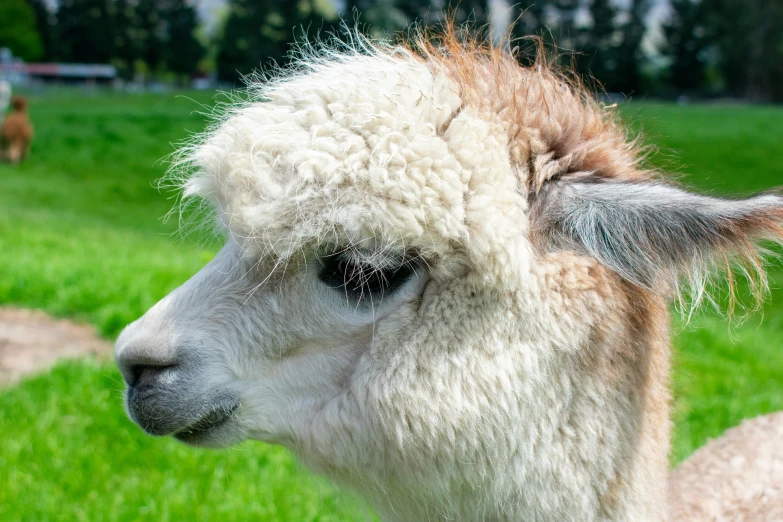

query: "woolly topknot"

left=166, top=24, right=648, bottom=241
left=165, top=24, right=783, bottom=318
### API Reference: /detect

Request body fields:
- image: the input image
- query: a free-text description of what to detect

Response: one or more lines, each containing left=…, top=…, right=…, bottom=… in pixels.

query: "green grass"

left=0, top=91, right=217, bottom=338
left=0, top=92, right=782, bottom=520
left=0, top=360, right=372, bottom=522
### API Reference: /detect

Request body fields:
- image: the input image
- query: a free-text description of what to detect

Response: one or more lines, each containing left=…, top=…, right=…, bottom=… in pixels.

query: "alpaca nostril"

left=127, top=363, right=178, bottom=388
left=117, top=345, right=179, bottom=388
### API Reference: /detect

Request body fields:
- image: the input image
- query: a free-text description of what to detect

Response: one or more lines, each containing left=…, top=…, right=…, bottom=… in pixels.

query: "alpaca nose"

left=115, top=322, right=180, bottom=389
left=115, top=305, right=183, bottom=388
left=126, top=360, right=177, bottom=388
left=117, top=348, right=179, bottom=388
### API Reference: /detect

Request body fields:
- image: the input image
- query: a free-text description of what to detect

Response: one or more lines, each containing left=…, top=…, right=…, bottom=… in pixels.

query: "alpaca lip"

left=173, top=400, right=239, bottom=442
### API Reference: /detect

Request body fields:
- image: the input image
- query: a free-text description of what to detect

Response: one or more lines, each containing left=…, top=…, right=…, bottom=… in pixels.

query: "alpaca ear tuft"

left=532, top=178, right=783, bottom=306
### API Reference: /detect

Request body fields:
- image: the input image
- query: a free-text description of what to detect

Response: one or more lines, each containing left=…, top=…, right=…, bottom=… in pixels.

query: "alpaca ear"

left=532, top=179, right=783, bottom=290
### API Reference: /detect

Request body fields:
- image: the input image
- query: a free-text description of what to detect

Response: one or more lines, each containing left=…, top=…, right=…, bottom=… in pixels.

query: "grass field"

left=0, top=90, right=782, bottom=521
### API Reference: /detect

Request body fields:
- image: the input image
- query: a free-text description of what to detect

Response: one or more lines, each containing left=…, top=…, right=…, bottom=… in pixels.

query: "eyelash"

left=318, top=253, right=418, bottom=299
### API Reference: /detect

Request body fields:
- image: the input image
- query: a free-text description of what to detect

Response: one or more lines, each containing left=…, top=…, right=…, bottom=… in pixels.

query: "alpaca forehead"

left=190, top=54, right=515, bottom=258
left=266, top=54, right=463, bottom=129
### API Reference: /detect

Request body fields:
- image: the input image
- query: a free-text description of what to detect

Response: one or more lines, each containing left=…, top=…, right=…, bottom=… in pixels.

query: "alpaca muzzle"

left=122, top=362, right=240, bottom=440
left=117, top=336, right=241, bottom=440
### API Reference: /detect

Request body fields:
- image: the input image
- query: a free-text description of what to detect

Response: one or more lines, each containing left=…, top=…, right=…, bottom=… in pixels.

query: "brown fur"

left=407, top=26, right=782, bottom=518
left=407, top=27, right=783, bottom=313
left=407, top=27, right=652, bottom=192
left=1, top=96, right=33, bottom=164
left=670, top=412, right=783, bottom=521
left=535, top=251, right=671, bottom=518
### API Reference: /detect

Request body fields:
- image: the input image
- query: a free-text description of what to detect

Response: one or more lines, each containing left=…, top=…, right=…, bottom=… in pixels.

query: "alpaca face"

left=115, top=54, right=507, bottom=448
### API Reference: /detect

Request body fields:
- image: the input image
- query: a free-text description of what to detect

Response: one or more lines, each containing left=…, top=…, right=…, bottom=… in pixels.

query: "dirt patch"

left=0, top=307, right=112, bottom=386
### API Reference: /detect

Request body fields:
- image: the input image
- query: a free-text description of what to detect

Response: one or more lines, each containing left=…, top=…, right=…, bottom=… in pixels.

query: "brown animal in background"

left=1, top=96, right=33, bottom=164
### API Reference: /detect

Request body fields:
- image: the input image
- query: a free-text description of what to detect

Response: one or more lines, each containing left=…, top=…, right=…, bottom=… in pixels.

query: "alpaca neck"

left=303, top=267, right=673, bottom=521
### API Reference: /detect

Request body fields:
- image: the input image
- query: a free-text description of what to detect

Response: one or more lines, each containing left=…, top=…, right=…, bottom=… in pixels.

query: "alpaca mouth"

left=173, top=400, right=240, bottom=443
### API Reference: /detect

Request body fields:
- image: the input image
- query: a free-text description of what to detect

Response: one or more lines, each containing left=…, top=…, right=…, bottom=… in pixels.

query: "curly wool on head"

left=168, top=29, right=646, bottom=281
left=168, top=28, right=779, bottom=313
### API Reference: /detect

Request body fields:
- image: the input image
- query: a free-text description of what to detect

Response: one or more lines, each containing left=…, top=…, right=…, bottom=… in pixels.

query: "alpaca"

left=115, top=31, right=783, bottom=521
left=1, top=95, right=33, bottom=164
left=670, top=412, right=783, bottom=521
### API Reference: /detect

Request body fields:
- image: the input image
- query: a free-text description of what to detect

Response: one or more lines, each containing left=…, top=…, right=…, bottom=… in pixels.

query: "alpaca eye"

left=318, top=253, right=417, bottom=299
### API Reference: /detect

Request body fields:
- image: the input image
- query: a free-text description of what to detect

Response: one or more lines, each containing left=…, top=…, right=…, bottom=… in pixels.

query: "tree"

left=505, top=0, right=550, bottom=68
left=553, top=0, right=580, bottom=50
left=56, top=0, right=116, bottom=63
left=511, top=1, right=546, bottom=40
left=613, top=0, right=650, bottom=95
left=52, top=0, right=206, bottom=80
left=706, top=0, right=783, bottom=101
left=216, top=0, right=337, bottom=84
left=111, top=0, right=138, bottom=79
left=28, top=0, right=56, bottom=61
left=394, top=0, right=438, bottom=27
left=578, top=0, right=619, bottom=90
left=660, top=0, right=712, bottom=94
left=133, top=0, right=165, bottom=73
left=340, top=0, right=485, bottom=37
left=0, top=0, right=44, bottom=61
left=339, top=0, right=433, bottom=34
left=162, top=0, right=206, bottom=81
left=444, top=0, right=490, bottom=26
left=216, top=0, right=278, bottom=83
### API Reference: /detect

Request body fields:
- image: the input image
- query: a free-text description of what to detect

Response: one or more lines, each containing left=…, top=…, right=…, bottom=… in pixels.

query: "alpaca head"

left=10, top=95, right=27, bottom=113
left=116, top=34, right=783, bottom=519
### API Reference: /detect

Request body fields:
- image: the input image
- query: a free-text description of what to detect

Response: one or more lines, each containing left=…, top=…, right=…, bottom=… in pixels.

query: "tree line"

left=6, top=0, right=205, bottom=83
left=2, top=0, right=782, bottom=101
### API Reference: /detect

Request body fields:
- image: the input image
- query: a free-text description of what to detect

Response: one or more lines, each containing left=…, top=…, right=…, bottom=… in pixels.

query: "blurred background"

left=1, top=0, right=782, bottom=100
left=0, top=1, right=781, bottom=521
